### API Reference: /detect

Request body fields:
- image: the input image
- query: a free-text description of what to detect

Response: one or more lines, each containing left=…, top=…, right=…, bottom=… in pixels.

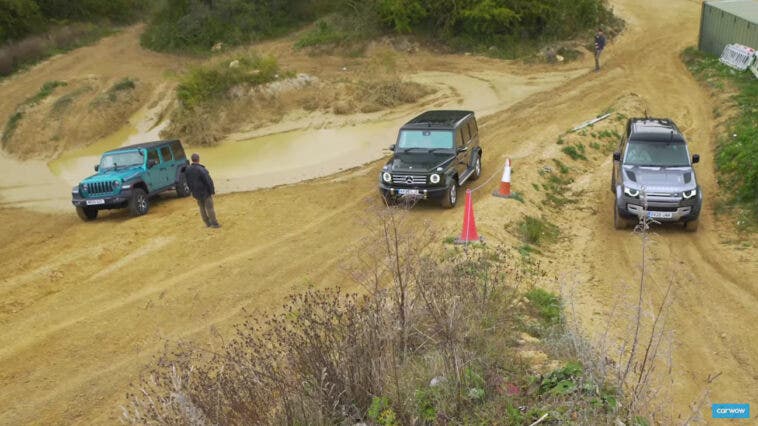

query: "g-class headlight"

left=682, top=188, right=697, bottom=199
left=382, top=172, right=392, bottom=183
left=430, top=173, right=440, bottom=184
left=624, top=186, right=640, bottom=198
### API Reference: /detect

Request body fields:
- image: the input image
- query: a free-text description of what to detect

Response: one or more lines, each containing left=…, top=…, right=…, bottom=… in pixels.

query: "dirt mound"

left=2, top=76, right=149, bottom=159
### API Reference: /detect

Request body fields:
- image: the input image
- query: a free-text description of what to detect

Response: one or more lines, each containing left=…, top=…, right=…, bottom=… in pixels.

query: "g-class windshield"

left=100, top=151, right=144, bottom=171
left=624, top=141, right=690, bottom=167
left=397, top=130, right=453, bottom=151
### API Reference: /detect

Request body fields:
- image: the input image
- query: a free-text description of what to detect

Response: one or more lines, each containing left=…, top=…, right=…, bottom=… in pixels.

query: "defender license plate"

left=86, top=199, right=105, bottom=205
left=647, top=211, right=672, bottom=219
left=398, top=189, right=420, bottom=196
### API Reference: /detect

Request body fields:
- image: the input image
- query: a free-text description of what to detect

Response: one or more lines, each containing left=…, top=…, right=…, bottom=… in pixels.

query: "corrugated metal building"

left=698, top=0, right=758, bottom=56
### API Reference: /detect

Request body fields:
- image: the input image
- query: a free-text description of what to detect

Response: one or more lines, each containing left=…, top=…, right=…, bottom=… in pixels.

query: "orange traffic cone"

left=493, top=158, right=512, bottom=198
left=454, top=189, right=483, bottom=244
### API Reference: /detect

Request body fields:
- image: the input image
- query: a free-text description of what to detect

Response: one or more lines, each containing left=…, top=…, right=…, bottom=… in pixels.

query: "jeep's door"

left=144, top=148, right=163, bottom=192
left=158, top=145, right=175, bottom=187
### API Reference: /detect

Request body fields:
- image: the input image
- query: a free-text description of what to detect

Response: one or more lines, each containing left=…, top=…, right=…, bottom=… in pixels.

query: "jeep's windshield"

left=623, top=141, right=690, bottom=167
left=99, top=151, right=144, bottom=171
left=397, top=130, right=453, bottom=151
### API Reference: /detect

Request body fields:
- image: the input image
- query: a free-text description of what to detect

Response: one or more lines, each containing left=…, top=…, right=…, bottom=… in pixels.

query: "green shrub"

left=26, top=80, right=67, bottom=105
left=525, top=287, right=561, bottom=326
left=519, top=215, right=559, bottom=246
left=177, top=55, right=280, bottom=109
left=562, top=144, right=587, bottom=161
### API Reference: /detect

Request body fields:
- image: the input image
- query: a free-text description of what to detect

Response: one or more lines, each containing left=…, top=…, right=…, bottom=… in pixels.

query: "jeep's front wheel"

left=470, top=154, right=482, bottom=181
left=76, top=206, right=98, bottom=221
left=129, top=188, right=149, bottom=216
left=176, top=172, right=191, bottom=197
left=441, top=181, right=458, bottom=208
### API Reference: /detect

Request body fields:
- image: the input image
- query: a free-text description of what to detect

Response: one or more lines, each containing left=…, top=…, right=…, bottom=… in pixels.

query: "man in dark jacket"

left=594, top=28, right=606, bottom=71
left=185, top=153, right=221, bottom=228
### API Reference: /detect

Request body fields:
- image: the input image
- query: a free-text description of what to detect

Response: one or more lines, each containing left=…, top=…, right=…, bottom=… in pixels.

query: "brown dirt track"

left=0, top=1, right=756, bottom=424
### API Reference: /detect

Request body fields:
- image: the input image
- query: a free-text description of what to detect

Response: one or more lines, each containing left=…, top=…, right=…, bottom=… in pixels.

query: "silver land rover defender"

left=611, top=117, right=702, bottom=231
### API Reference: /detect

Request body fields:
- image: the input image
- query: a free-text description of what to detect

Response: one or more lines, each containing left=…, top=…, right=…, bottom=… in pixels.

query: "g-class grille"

left=392, top=174, right=427, bottom=185
left=87, top=181, right=115, bottom=195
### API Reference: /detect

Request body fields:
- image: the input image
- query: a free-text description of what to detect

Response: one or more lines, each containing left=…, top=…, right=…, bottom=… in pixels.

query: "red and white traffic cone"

left=454, top=189, right=483, bottom=244
left=493, top=158, right=512, bottom=198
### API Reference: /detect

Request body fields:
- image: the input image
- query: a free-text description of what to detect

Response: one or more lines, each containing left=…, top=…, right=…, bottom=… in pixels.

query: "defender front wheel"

left=613, top=199, right=629, bottom=230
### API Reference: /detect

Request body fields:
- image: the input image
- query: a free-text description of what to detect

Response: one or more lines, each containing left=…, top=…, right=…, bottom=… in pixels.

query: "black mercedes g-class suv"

left=379, top=110, right=483, bottom=208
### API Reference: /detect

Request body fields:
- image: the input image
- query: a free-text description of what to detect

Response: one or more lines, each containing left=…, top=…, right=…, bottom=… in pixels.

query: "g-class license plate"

left=648, top=211, right=672, bottom=219
left=398, top=189, right=420, bottom=196
left=86, top=199, right=105, bottom=206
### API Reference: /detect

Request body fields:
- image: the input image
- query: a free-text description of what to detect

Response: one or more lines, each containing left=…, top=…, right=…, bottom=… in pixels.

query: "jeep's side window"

left=461, top=122, right=471, bottom=143
left=159, top=146, right=172, bottom=162
left=147, top=149, right=159, bottom=165
left=456, top=128, right=464, bottom=147
left=172, top=142, right=186, bottom=160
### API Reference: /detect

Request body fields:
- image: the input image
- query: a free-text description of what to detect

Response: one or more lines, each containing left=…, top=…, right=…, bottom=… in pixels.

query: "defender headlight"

left=382, top=172, right=392, bottom=183
left=430, top=173, right=440, bottom=184
left=682, top=189, right=697, bottom=199
left=624, top=186, right=640, bottom=198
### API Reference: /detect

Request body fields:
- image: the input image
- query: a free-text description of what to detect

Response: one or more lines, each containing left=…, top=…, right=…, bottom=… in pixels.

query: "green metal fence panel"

left=699, top=0, right=758, bottom=56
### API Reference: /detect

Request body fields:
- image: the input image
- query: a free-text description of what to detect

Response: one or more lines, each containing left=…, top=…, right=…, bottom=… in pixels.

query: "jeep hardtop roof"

left=628, top=118, right=685, bottom=143
left=104, top=139, right=181, bottom=154
left=402, top=110, right=474, bottom=130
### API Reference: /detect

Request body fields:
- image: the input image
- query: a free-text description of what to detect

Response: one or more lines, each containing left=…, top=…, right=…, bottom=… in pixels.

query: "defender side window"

left=159, top=146, right=172, bottom=162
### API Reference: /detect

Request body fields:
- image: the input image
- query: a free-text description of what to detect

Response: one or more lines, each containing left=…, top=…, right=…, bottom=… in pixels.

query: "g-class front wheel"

left=470, top=155, right=482, bottom=181
left=441, top=182, right=458, bottom=208
left=76, top=206, right=98, bottom=221
left=129, top=188, right=149, bottom=216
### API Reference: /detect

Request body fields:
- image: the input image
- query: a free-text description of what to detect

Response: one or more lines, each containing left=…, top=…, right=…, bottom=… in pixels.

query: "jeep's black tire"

left=441, top=181, right=458, bottom=208
left=129, top=188, right=149, bottom=216
left=613, top=199, right=628, bottom=230
left=176, top=172, right=191, bottom=197
left=76, top=206, right=98, bottom=221
left=684, top=218, right=699, bottom=232
left=470, top=154, right=482, bottom=181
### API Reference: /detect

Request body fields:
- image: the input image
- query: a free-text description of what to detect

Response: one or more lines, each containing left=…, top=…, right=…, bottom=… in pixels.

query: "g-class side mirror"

left=94, top=165, right=99, bottom=172
left=147, top=159, right=158, bottom=168
left=613, top=151, right=621, bottom=161
left=692, top=154, right=700, bottom=164
left=457, top=146, right=469, bottom=153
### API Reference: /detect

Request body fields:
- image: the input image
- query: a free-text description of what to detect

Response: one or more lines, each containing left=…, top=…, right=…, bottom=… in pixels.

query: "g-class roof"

left=402, top=110, right=474, bottom=130
left=629, top=118, right=685, bottom=143
left=104, top=139, right=181, bottom=154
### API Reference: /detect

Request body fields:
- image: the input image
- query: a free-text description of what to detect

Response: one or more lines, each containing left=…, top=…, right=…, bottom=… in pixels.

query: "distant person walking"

left=594, top=28, right=606, bottom=71
left=185, top=153, right=221, bottom=228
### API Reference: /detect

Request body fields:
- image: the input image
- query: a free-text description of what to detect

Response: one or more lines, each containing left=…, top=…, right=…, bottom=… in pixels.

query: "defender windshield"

left=624, top=141, right=690, bottom=167
left=397, top=130, right=454, bottom=150
left=100, top=151, right=144, bottom=171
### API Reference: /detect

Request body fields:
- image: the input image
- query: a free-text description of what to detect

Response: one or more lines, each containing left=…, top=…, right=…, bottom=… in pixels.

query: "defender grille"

left=392, top=175, right=427, bottom=185
left=88, top=181, right=115, bottom=194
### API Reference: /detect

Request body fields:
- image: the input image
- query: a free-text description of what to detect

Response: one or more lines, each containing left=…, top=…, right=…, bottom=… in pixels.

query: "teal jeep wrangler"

left=71, top=140, right=191, bottom=221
